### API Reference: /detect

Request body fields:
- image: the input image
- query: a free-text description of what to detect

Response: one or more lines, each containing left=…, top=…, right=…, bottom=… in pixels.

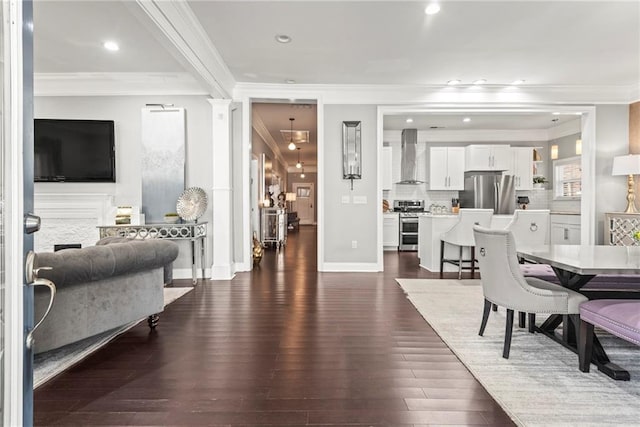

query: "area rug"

left=396, top=278, right=640, bottom=427
left=34, top=286, right=193, bottom=388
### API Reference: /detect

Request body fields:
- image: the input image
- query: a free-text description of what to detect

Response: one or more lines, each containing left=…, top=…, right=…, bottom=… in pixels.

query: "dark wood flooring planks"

left=34, top=225, right=515, bottom=426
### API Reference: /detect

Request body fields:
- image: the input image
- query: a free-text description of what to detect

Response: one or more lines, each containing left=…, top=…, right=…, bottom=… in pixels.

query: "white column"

left=209, top=99, right=235, bottom=280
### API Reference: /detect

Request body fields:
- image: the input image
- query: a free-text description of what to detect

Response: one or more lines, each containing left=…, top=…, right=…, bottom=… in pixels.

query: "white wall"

left=594, top=104, right=631, bottom=244
left=34, top=95, right=214, bottom=276
left=323, top=105, right=378, bottom=268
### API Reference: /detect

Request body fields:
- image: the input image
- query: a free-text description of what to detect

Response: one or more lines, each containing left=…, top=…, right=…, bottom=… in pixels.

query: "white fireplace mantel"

left=34, top=193, right=114, bottom=252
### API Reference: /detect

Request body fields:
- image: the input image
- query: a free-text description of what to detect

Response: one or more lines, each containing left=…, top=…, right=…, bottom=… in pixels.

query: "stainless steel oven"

left=394, top=200, right=424, bottom=251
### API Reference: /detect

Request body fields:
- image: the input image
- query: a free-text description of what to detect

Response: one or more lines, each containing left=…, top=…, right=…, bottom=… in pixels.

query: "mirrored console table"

left=98, top=222, right=207, bottom=284
left=605, top=213, right=640, bottom=246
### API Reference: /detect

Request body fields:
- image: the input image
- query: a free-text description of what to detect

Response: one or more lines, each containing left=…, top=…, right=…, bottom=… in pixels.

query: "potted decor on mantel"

left=533, top=176, right=547, bottom=189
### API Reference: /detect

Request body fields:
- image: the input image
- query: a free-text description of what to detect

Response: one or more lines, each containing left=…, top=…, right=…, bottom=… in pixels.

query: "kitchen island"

left=418, top=213, right=513, bottom=272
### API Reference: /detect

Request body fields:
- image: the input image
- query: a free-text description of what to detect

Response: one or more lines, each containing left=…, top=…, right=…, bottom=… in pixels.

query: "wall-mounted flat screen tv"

left=34, top=119, right=116, bottom=182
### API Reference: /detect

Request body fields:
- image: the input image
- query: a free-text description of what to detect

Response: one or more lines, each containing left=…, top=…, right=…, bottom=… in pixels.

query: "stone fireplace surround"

left=34, top=193, right=114, bottom=253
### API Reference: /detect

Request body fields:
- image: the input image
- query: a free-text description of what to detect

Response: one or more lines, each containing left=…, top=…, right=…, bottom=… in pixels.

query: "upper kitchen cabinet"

left=465, top=145, right=511, bottom=171
left=508, top=147, right=534, bottom=190
left=382, top=146, right=393, bottom=190
left=429, top=147, right=465, bottom=190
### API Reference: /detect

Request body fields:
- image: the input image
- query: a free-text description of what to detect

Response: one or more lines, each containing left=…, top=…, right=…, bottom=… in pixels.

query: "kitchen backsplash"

left=385, top=187, right=566, bottom=212
left=385, top=185, right=459, bottom=211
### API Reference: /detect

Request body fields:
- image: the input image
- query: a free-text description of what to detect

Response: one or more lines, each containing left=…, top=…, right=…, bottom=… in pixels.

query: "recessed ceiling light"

left=447, top=79, right=461, bottom=86
left=552, top=112, right=561, bottom=115
left=473, top=79, right=486, bottom=85
left=103, top=41, right=119, bottom=51
left=463, top=117, right=471, bottom=122
left=285, top=79, right=296, bottom=84
left=275, top=34, right=292, bottom=43
left=406, top=118, right=414, bottom=123
left=425, top=3, right=441, bottom=15
left=511, top=79, right=525, bottom=85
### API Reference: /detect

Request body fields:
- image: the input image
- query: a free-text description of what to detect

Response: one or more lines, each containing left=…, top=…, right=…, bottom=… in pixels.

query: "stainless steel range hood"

left=396, top=128, right=423, bottom=184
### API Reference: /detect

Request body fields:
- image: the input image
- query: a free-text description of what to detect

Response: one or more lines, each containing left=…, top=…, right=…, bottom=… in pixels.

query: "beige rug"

left=34, top=286, right=193, bottom=388
left=396, top=278, right=640, bottom=427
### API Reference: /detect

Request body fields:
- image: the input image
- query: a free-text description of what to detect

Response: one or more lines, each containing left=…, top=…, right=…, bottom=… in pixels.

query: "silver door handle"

left=564, top=228, right=569, bottom=240
left=25, top=251, right=57, bottom=350
left=24, top=212, right=41, bottom=234
left=26, top=277, right=56, bottom=350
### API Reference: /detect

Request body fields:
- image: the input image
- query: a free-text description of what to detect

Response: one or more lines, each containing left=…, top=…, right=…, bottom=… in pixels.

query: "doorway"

left=292, top=182, right=315, bottom=225
left=249, top=100, right=318, bottom=267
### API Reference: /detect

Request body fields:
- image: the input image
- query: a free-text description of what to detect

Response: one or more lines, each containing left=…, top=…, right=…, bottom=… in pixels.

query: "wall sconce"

left=575, top=139, right=582, bottom=155
left=342, top=121, right=362, bottom=190
left=550, top=144, right=559, bottom=160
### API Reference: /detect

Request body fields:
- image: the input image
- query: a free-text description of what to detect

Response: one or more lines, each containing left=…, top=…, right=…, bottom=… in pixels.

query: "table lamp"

left=612, top=154, right=640, bottom=213
left=285, top=192, right=296, bottom=211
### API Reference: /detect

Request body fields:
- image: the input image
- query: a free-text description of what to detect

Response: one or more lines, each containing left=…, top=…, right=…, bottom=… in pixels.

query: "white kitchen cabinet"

left=508, top=147, right=533, bottom=190
left=383, top=213, right=399, bottom=249
left=429, top=147, right=465, bottom=190
left=550, top=214, right=581, bottom=245
left=465, top=144, right=511, bottom=171
left=382, top=146, right=393, bottom=190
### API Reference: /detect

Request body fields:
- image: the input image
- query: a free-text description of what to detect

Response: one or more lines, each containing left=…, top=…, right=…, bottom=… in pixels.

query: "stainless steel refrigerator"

left=459, top=172, right=516, bottom=214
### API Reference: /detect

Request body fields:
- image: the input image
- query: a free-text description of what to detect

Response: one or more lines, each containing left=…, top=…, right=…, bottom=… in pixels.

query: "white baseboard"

left=321, top=262, right=381, bottom=272
left=172, top=268, right=211, bottom=281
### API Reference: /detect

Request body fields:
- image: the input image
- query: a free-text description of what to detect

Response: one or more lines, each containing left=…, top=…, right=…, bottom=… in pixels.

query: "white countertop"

left=550, top=211, right=581, bottom=216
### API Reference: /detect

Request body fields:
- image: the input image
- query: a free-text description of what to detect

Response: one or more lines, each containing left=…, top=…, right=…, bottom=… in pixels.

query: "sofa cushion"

left=580, top=299, right=640, bottom=346
left=34, top=239, right=179, bottom=288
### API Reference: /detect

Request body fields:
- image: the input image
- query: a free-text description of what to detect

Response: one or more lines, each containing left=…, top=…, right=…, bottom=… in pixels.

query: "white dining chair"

left=473, top=226, right=587, bottom=358
left=440, top=208, right=493, bottom=279
left=504, top=209, right=550, bottom=249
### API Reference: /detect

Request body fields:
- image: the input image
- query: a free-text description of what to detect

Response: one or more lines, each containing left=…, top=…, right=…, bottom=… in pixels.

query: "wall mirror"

left=342, top=121, right=362, bottom=188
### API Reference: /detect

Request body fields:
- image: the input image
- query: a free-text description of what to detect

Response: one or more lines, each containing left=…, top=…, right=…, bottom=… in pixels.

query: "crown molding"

left=34, top=72, right=208, bottom=97
left=252, top=110, right=289, bottom=169
left=234, top=82, right=638, bottom=105
left=383, top=128, right=550, bottom=143
left=630, top=83, right=640, bottom=103
left=135, top=0, right=235, bottom=98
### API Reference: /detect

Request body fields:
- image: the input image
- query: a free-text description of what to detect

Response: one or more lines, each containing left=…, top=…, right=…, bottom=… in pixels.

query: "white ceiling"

left=188, top=1, right=639, bottom=87
left=32, top=1, right=640, bottom=168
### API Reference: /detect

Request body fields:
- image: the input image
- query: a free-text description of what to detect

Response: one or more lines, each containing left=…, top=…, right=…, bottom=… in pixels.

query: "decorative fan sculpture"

left=176, top=187, right=208, bottom=222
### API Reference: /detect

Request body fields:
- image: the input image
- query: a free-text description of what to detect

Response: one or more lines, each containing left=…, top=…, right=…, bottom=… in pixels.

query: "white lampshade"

left=612, top=154, right=640, bottom=176
left=285, top=192, right=296, bottom=201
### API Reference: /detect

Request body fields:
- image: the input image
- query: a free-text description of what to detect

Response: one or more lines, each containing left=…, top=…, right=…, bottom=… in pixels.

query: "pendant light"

left=296, top=147, right=302, bottom=168
left=300, top=167, right=305, bottom=179
left=287, top=117, right=296, bottom=150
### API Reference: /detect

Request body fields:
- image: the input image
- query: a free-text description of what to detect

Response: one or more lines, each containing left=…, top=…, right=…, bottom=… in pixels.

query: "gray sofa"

left=32, top=239, right=179, bottom=354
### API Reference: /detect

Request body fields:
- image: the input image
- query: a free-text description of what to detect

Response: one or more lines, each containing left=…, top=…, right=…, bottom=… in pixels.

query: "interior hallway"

left=34, top=225, right=514, bottom=426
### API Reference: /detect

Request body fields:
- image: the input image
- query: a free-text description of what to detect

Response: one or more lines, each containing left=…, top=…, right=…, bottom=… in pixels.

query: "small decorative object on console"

left=164, top=212, right=180, bottom=224
left=176, top=187, right=208, bottom=222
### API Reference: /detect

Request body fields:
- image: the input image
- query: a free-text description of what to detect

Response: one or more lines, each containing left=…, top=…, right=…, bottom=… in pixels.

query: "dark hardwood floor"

left=34, top=225, right=515, bottom=426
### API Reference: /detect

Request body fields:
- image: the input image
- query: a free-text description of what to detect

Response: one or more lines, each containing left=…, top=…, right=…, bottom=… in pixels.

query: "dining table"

left=517, top=244, right=640, bottom=380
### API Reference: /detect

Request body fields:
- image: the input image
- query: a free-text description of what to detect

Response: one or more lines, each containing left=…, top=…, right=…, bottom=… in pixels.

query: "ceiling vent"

left=280, top=129, right=310, bottom=144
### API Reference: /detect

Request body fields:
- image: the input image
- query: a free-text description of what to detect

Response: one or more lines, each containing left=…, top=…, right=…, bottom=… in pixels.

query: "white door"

left=292, top=183, right=315, bottom=225
left=3, top=1, right=36, bottom=424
